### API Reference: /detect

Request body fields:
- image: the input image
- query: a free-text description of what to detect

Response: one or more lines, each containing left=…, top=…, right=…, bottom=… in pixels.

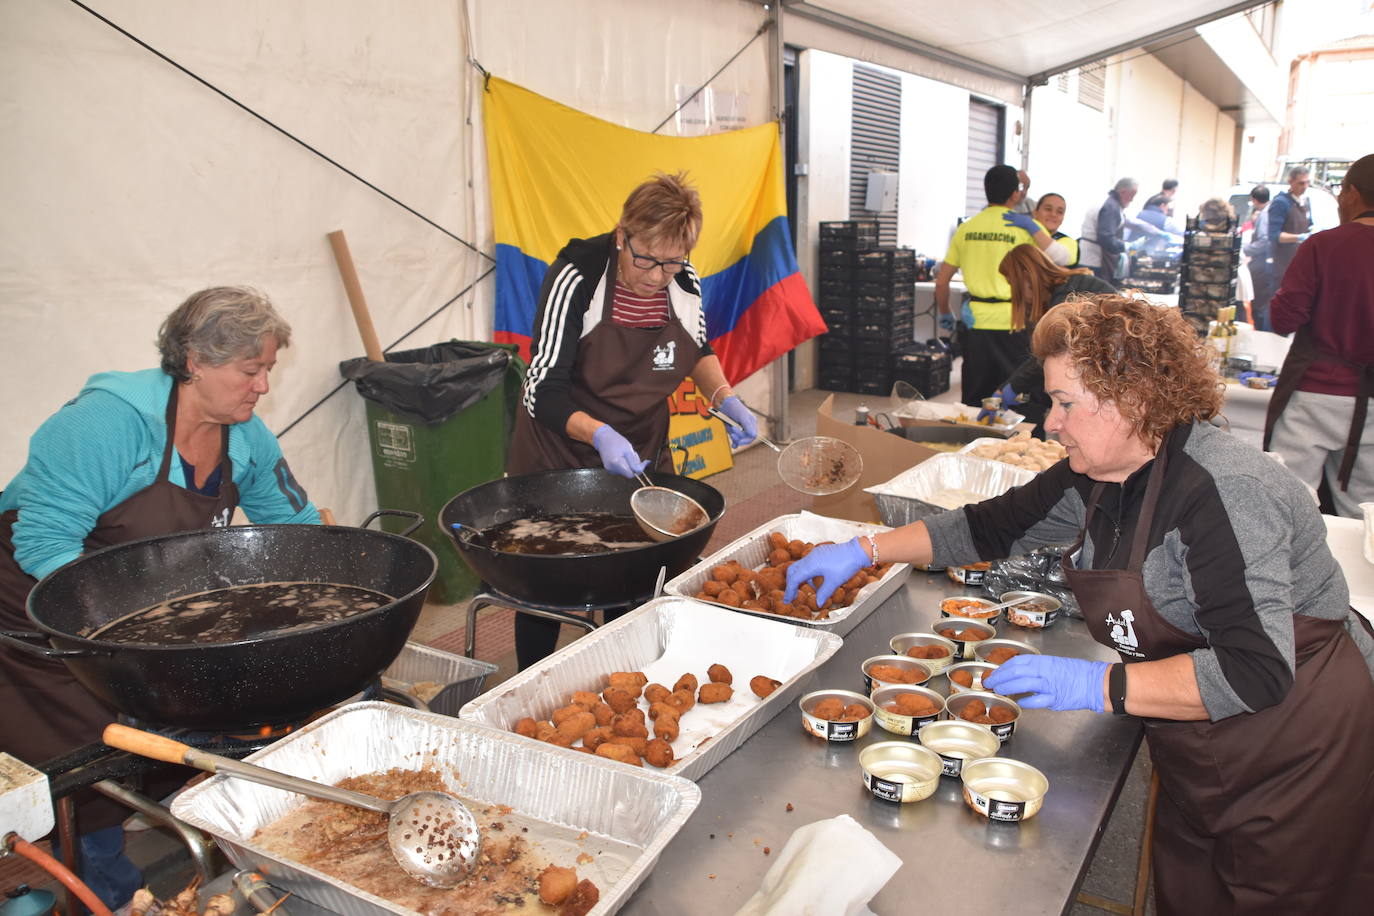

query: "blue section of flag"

left=699, top=215, right=799, bottom=340
left=494, top=243, right=549, bottom=337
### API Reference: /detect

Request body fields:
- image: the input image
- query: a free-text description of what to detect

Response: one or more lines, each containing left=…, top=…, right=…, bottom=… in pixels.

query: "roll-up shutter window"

left=850, top=64, right=901, bottom=246
left=966, top=99, right=1004, bottom=218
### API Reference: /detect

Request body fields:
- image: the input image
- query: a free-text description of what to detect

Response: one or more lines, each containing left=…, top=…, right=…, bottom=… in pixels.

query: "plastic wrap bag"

left=981, top=545, right=1081, bottom=619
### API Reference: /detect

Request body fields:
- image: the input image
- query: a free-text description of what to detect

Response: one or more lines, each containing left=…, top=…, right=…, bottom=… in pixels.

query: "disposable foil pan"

left=662, top=511, right=911, bottom=637
left=170, top=703, right=700, bottom=916
left=864, top=454, right=1034, bottom=527
left=460, top=597, right=842, bottom=781
left=381, top=641, right=497, bottom=717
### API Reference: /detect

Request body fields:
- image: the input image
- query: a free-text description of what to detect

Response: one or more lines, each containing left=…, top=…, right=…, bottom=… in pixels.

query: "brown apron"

left=0, top=382, right=239, bottom=831
left=508, top=241, right=699, bottom=475
left=1062, top=438, right=1374, bottom=914
left=1271, top=192, right=1313, bottom=285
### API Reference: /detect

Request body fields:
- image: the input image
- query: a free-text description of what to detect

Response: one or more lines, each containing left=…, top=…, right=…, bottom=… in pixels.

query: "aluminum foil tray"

left=865, top=453, right=1034, bottom=526
left=170, top=703, right=699, bottom=916
left=381, top=641, right=497, bottom=717
left=661, top=512, right=912, bottom=637
left=461, top=597, right=842, bottom=781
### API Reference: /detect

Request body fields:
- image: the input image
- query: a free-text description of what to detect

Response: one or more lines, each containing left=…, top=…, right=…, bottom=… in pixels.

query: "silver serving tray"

left=864, top=454, right=1034, bottom=526
left=661, top=512, right=911, bottom=637
left=460, top=597, right=842, bottom=781
left=170, top=703, right=699, bottom=916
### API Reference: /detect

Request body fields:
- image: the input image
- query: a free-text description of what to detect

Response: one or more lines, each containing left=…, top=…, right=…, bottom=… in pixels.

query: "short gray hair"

left=158, top=286, right=291, bottom=382
left=1114, top=177, right=1138, bottom=193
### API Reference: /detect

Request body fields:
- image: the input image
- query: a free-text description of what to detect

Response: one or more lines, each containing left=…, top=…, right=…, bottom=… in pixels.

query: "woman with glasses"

left=507, top=172, right=754, bottom=665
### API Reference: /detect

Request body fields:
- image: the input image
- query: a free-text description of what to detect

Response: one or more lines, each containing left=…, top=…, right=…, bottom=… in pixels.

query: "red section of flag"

left=494, top=329, right=532, bottom=363
left=709, top=272, right=828, bottom=382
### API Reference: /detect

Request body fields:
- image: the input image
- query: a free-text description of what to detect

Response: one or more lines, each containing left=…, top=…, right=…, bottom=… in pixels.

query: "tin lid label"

left=988, top=799, right=1027, bottom=822
left=828, top=721, right=857, bottom=740
left=939, top=755, right=963, bottom=777
left=868, top=775, right=903, bottom=802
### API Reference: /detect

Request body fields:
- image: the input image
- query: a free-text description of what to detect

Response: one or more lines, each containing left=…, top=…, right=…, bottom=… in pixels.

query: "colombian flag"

left=484, top=77, right=824, bottom=383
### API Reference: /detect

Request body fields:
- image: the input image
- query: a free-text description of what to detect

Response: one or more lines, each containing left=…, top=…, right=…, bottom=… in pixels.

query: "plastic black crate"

left=817, top=366, right=856, bottom=392
left=1179, top=280, right=1236, bottom=301
left=1183, top=263, right=1236, bottom=284
left=819, top=220, right=880, bottom=243
left=818, top=309, right=853, bottom=336
left=1183, top=231, right=1240, bottom=252
left=892, top=344, right=953, bottom=399
left=820, top=236, right=874, bottom=252
left=855, top=278, right=916, bottom=300
left=819, top=249, right=859, bottom=270
left=856, top=248, right=916, bottom=272
left=1128, top=277, right=1177, bottom=294
left=1130, top=266, right=1178, bottom=281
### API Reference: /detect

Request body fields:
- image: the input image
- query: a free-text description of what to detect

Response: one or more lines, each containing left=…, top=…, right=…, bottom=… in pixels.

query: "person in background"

left=1079, top=177, right=1139, bottom=284
left=934, top=165, right=1073, bottom=406
left=787, top=294, right=1374, bottom=914
left=1242, top=185, right=1275, bottom=330
left=0, top=286, right=319, bottom=908
left=1265, top=153, right=1374, bottom=518
left=1032, top=192, right=1078, bottom=266
left=1136, top=178, right=1179, bottom=231
left=509, top=172, right=755, bottom=667
left=989, top=244, right=1115, bottom=433
left=1267, top=166, right=1313, bottom=286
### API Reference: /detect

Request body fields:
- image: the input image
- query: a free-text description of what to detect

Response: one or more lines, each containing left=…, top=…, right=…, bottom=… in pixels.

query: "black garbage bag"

left=339, top=341, right=520, bottom=424
left=981, top=544, right=1081, bottom=619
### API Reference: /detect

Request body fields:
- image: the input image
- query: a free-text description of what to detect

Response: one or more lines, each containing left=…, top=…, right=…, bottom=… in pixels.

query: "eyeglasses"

left=625, top=235, right=689, bottom=275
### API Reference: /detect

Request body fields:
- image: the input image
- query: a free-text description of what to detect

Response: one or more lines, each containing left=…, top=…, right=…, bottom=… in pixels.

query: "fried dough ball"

left=538, top=865, right=578, bottom=906
left=960, top=699, right=988, bottom=719
left=552, top=705, right=588, bottom=726
left=606, top=735, right=647, bottom=756
left=590, top=702, right=615, bottom=726
left=644, top=737, right=675, bottom=768
left=869, top=664, right=922, bottom=684
left=555, top=711, right=596, bottom=744
left=750, top=675, right=782, bottom=698
left=787, top=539, right=807, bottom=559
left=839, top=703, right=870, bottom=721
left=985, top=647, right=1020, bottom=665
left=892, top=694, right=939, bottom=717
left=535, top=721, right=557, bottom=742
left=648, top=701, right=680, bottom=722
left=653, top=716, right=679, bottom=742
left=611, top=714, right=649, bottom=739
left=602, top=686, right=637, bottom=714
left=811, top=697, right=845, bottom=720
left=607, top=672, right=645, bottom=696
left=943, top=628, right=984, bottom=642
left=711, top=564, right=739, bottom=583
left=702, top=579, right=727, bottom=596
left=707, top=664, right=733, bottom=685
left=906, top=645, right=950, bottom=660
left=570, top=691, right=601, bottom=709
left=768, top=548, right=792, bottom=566
left=668, top=688, right=696, bottom=712
left=513, top=717, right=538, bottom=738
left=950, top=668, right=975, bottom=687
left=989, top=705, right=1015, bottom=724
left=558, top=879, right=601, bottom=916
left=699, top=683, right=733, bottom=704
left=768, top=531, right=788, bottom=550
left=643, top=683, right=671, bottom=705
left=581, top=726, right=612, bottom=751
left=717, top=589, right=742, bottom=607
left=595, top=743, right=641, bottom=766
left=674, top=673, right=699, bottom=694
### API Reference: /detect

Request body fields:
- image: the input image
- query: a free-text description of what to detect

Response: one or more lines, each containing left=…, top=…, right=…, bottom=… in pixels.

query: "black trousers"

left=515, top=608, right=629, bottom=670
left=960, top=327, right=1032, bottom=408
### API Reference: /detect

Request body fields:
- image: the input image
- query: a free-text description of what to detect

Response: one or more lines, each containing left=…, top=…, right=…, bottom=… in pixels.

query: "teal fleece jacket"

left=0, top=369, right=318, bottom=579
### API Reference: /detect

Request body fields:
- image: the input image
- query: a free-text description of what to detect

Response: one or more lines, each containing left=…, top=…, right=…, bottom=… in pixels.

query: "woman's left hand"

left=984, top=654, right=1110, bottom=713
left=718, top=396, right=757, bottom=448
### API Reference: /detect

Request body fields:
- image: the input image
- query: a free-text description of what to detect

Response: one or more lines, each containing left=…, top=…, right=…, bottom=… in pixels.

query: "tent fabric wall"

left=0, top=0, right=771, bottom=529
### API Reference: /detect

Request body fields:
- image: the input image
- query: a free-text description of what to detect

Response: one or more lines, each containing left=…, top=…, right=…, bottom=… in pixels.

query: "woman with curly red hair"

left=788, top=294, right=1374, bottom=913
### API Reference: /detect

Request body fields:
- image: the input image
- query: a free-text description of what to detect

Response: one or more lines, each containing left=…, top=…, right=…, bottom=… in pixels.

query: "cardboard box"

left=811, top=394, right=938, bottom=523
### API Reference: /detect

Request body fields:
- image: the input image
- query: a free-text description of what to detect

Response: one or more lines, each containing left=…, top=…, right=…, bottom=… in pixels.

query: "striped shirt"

left=612, top=284, right=670, bottom=328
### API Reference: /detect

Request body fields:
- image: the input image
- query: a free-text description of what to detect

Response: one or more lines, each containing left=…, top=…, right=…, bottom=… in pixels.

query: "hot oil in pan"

left=88, top=582, right=393, bottom=645
left=485, top=512, right=654, bottom=555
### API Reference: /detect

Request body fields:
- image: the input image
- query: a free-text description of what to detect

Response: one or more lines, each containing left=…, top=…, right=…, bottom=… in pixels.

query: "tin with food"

left=871, top=685, right=945, bottom=736
left=973, top=637, right=1041, bottom=668
left=945, top=661, right=997, bottom=695
left=862, top=654, right=934, bottom=693
left=860, top=741, right=943, bottom=804
left=799, top=689, right=873, bottom=742
left=886, top=634, right=957, bottom=675
left=930, top=618, right=996, bottom=660
left=916, top=719, right=1001, bottom=777
left=1001, top=590, right=1063, bottom=629
left=945, top=690, right=1021, bottom=742
left=960, top=757, right=1049, bottom=822
left=940, top=596, right=1001, bottom=625
left=946, top=561, right=991, bottom=586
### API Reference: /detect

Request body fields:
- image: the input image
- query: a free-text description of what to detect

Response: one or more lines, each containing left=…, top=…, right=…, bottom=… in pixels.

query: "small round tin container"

left=860, top=741, right=943, bottom=803
left=960, top=757, right=1049, bottom=822
left=973, top=637, right=1041, bottom=668
left=799, top=689, right=873, bottom=743
left=871, top=684, right=945, bottom=736
left=940, top=596, right=1001, bottom=626
left=916, top=719, right=1001, bottom=777
left=1001, top=590, right=1063, bottom=629
left=886, top=634, right=957, bottom=675
left=863, top=654, right=934, bottom=694
left=930, top=618, right=996, bottom=660
left=945, top=661, right=998, bottom=695
left=945, top=690, right=1022, bottom=742
left=945, top=562, right=992, bottom=587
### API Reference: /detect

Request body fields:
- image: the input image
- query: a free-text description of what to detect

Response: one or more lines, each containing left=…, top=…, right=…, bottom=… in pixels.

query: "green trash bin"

left=340, top=341, right=525, bottom=604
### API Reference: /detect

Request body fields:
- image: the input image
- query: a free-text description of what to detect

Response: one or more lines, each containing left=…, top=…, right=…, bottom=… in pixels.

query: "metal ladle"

left=629, top=471, right=710, bottom=542
left=103, top=723, right=482, bottom=888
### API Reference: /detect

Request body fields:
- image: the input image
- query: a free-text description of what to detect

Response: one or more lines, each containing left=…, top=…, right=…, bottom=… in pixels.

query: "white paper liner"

left=661, top=512, right=912, bottom=637
left=170, top=703, right=700, bottom=916
left=460, top=597, right=842, bottom=782
left=864, top=454, right=1034, bottom=526
left=1362, top=502, right=1374, bottom=566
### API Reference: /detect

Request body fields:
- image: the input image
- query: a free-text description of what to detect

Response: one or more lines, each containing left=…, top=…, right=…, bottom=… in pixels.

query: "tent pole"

left=1021, top=81, right=1033, bottom=173
left=768, top=0, right=791, bottom=440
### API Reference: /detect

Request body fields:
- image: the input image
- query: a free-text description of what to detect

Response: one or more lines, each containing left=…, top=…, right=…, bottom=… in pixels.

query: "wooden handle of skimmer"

left=319, top=507, right=337, bottom=526
left=103, top=723, right=197, bottom=766
left=327, top=230, right=385, bottom=362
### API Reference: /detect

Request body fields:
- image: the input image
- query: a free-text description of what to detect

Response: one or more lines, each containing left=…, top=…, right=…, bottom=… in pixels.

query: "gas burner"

left=463, top=582, right=651, bottom=660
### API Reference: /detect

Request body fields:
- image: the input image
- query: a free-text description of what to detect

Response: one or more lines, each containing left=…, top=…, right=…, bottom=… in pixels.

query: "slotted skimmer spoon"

left=103, top=723, right=482, bottom=888
left=630, top=471, right=710, bottom=542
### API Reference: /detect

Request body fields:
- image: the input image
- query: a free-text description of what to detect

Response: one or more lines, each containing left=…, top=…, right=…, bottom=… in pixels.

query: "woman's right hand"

left=784, top=537, right=870, bottom=608
left=592, top=425, right=650, bottom=478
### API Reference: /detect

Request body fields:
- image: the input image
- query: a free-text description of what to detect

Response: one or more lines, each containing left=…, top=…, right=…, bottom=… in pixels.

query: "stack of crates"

left=1177, top=215, right=1240, bottom=322
left=815, top=220, right=917, bottom=395
left=1128, top=254, right=1178, bottom=295
left=891, top=342, right=952, bottom=399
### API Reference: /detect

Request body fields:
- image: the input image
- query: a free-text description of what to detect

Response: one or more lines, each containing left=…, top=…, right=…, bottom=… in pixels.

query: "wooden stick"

left=319, top=507, right=337, bottom=526
left=327, top=230, right=385, bottom=362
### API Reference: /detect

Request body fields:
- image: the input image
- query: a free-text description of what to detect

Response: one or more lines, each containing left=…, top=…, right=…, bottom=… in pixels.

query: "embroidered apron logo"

left=652, top=340, right=677, bottom=371
left=1106, top=609, right=1144, bottom=656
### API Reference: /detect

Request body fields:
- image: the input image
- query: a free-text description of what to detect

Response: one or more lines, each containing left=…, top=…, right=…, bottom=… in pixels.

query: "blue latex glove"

left=998, top=382, right=1020, bottom=406
left=784, top=537, right=869, bottom=608
left=1297, top=232, right=1312, bottom=242
left=591, top=425, right=649, bottom=478
left=983, top=654, right=1110, bottom=713
left=718, top=395, right=757, bottom=448
left=938, top=312, right=956, bottom=332
left=1002, top=210, right=1039, bottom=234
left=1128, top=237, right=1147, bottom=252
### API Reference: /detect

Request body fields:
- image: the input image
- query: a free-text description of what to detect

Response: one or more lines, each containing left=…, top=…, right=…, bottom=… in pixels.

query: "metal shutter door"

left=965, top=99, right=1004, bottom=218
left=850, top=64, right=901, bottom=246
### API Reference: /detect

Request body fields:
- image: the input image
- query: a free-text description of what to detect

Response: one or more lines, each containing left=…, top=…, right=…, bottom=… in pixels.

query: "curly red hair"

left=1031, top=295, right=1224, bottom=445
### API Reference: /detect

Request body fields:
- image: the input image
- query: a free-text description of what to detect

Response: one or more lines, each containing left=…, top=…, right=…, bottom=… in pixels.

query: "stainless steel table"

left=622, top=570, right=1143, bottom=916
